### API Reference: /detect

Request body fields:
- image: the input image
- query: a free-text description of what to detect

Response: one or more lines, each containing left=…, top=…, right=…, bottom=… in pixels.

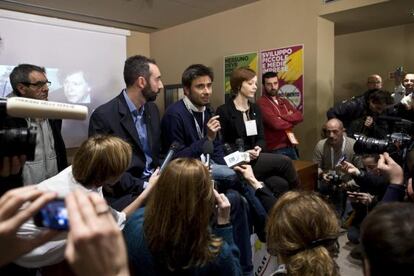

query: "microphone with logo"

left=223, top=139, right=250, bottom=168
left=159, top=141, right=181, bottom=173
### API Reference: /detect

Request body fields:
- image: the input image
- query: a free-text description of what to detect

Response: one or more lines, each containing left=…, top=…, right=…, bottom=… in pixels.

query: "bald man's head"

left=325, top=119, right=345, bottom=147
left=367, top=74, right=382, bottom=90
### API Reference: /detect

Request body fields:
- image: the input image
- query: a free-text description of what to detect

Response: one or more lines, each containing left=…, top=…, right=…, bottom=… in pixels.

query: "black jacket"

left=216, top=100, right=266, bottom=151
left=327, top=90, right=394, bottom=139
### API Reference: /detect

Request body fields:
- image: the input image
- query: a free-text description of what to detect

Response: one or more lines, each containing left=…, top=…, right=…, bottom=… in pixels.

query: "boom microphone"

left=0, top=97, right=88, bottom=120
left=159, top=141, right=181, bottom=173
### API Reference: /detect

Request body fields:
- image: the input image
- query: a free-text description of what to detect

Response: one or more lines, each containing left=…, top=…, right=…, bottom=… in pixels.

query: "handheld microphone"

left=223, top=139, right=250, bottom=168
left=159, top=141, right=180, bottom=173
left=207, top=105, right=223, bottom=141
left=202, top=140, right=214, bottom=168
left=223, top=143, right=233, bottom=155
left=235, top=138, right=245, bottom=152
left=0, top=97, right=88, bottom=120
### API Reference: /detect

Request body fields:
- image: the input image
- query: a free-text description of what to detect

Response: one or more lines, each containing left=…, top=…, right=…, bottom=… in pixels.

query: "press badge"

left=285, top=129, right=299, bottom=145
left=245, top=120, right=258, bottom=136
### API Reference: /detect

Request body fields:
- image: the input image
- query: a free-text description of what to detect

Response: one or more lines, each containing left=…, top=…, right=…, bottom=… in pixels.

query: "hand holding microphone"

left=223, top=140, right=250, bottom=168
left=206, top=115, right=221, bottom=141
left=159, top=141, right=181, bottom=173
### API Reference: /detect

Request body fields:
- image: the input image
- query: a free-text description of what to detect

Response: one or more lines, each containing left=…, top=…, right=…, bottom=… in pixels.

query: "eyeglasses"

left=21, top=81, right=51, bottom=89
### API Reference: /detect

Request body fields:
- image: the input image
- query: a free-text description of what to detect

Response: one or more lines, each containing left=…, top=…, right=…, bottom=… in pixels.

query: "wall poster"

left=261, top=45, right=304, bottom=112
left=224, top=52, right=258, bottom=101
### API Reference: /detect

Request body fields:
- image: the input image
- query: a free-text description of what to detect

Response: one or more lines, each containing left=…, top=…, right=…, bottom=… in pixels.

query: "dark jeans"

left=224, top=189, right=253, bottom=276
left=212, top=166, right=254, bottom=276
left=252, top=152, right=299, bottom=198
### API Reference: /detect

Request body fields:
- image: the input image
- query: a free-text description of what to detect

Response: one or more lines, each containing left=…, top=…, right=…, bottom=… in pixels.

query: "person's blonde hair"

left=266, top=191, right=340, bottom=276
left=72, top=135, right=132, bottom=187
left=144, top=158, right=222, bottom=271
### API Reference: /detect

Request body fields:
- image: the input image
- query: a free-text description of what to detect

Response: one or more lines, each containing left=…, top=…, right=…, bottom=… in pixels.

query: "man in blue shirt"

left=89, top=55, right=163, bottom=210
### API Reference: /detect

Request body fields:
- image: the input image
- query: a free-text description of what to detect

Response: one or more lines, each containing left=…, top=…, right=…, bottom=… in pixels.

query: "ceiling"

left=1, top=0, right=413, bottom=35
left=322, top=0, right=414, bottom=35
left=0, top=0, right=259, bottom=32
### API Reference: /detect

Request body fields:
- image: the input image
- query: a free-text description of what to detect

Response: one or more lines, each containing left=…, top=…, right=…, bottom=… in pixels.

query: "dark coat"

left=89, top=91, right=161, bottom=210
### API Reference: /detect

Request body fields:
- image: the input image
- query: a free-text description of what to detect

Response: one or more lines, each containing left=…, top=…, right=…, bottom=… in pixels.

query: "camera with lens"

left=0, top=103, right=37, bottom=161
left=326, top=172, right=341, bottom=183
left=0, top=125, right=37, bottom=161
left=353, top=133, right=412, bottom=163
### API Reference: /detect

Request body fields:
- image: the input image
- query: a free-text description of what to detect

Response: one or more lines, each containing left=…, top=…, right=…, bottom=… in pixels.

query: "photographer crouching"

left=312, top=118, right=363, bottom=217
left=339, top=154, right=389, bottom=246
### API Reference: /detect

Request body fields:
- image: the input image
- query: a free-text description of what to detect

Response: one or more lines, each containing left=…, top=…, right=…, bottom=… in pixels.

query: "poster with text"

left=261, top=45, right=304, bottom=112
left=224, top=52, right=258, bottom=97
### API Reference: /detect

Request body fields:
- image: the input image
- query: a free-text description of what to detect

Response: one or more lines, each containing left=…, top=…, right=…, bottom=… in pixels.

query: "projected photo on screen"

left=48, top=68, right=97, bottom=148
left=49, top=70, right=91, bottom=104
left=0, top=9, right=128, bottom=148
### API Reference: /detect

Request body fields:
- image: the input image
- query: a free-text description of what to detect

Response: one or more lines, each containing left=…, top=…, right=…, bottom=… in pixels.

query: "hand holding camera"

left=347, top=191, right=374, bottom=206
left=0, top=186, right=58, bottom=266
left=64, top=189, right=129, bottom=276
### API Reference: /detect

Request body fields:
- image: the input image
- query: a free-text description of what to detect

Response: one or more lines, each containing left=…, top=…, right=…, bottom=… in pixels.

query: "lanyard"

left=191, top=110, right=205, bottom=139
left=266, top=96, right=289, bottom=116
left=183, top=97, right=205, bottom=139
left=330, top=135, right=346, bottom=169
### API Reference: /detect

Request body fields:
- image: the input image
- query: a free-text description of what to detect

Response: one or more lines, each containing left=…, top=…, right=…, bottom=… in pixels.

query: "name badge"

left=285, top=129, right=299, bottom=145
left=245, top=120, right=258, bottom=136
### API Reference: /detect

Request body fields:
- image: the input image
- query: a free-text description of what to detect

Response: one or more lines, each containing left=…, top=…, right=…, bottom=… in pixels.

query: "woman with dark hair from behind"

left=361, top=202, right=414, bottom=276
left=266, top=191, right=340, bottom=276
left=123, top=158, right=241, bottom=275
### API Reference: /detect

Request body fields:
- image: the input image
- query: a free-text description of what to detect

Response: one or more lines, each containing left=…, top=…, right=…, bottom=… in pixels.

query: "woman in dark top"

left=217, top=67, right=299, bottom=198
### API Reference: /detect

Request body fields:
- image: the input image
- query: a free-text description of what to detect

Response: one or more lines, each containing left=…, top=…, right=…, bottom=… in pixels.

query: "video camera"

left=0, top=97, right=88, bottom=161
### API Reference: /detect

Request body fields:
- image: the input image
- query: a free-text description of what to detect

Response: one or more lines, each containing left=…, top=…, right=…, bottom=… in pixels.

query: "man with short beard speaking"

left=89, top=55, right=164, bottom=210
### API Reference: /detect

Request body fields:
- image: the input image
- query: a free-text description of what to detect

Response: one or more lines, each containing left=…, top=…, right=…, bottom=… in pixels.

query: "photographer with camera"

left=313, top=119, right=362, bottom=216
left=339, top=154, right=389, bottom=246
left=1, top=64, right=67, bottom=194
left=327, top=88, right=394, bottom=139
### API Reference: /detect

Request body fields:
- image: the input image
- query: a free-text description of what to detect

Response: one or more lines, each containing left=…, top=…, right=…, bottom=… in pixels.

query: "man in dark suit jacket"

left=89, top=55, right=163, bottom=210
